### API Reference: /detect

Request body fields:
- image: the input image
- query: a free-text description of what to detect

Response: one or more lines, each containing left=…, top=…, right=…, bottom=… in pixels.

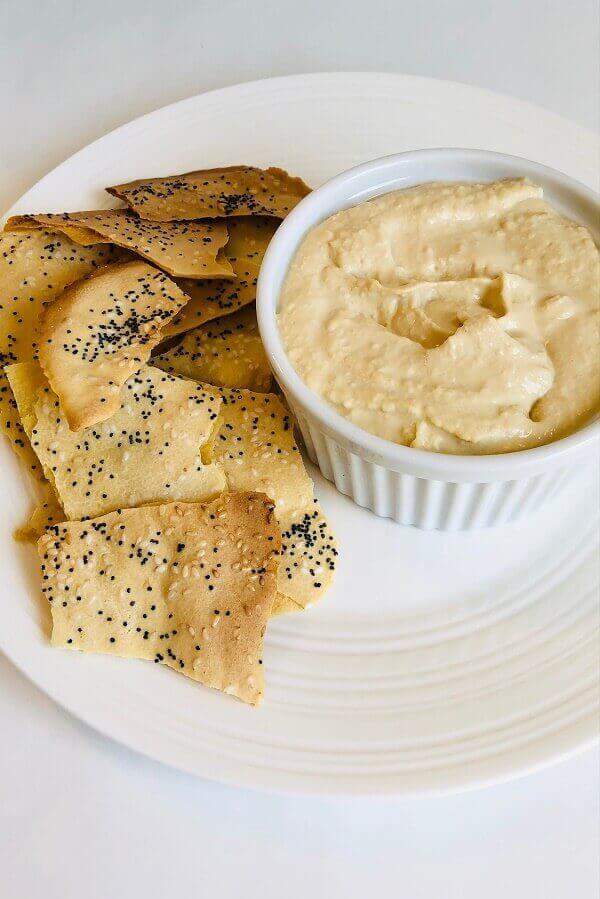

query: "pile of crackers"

left=0, top=165, right=337, bottom=705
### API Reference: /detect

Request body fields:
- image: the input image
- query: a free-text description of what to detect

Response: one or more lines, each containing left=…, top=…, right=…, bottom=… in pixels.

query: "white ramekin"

left=257, top=149, right=600, bottom=530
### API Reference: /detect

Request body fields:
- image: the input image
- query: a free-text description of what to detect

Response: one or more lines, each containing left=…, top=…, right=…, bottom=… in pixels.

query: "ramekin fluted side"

left=292, top=405, right=577, bottom=530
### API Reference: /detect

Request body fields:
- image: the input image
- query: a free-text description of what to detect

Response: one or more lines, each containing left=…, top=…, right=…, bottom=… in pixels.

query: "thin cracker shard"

left=14, top=483, right=64, bottom=542
left=5, top=212, right=233, bottom=280
left=211, top=386, right=338, bottom=608
left=38, top=492, right=281, bottom=705
left=165, top=217, right=280, bottom=336
left=107, top=166, right=310, bottom=221
left=224, top=216, right=280, bottom=264
left=271, top=593, right=303, bottom=616
left=154, top=307, right=272, bottom=392
left=167, top=258, right=258, bottom=336
left=0, top=229, right=121, bottom=477
left=7, top=361, right=226, bottom=519
left=37, top=260, right=192, bottom=430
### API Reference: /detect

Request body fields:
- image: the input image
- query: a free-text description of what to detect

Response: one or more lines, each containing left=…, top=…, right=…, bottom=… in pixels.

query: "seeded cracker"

left=15, top=486, right=63, bottom=541
left=0, top=229, right=120, bottom=476
left=107, top=166, right=310, bottom=221
left=7, top=361, right=225, bottom=519
left=166, top=263, right=258, bottom=336
left=154, top=307, right=272, bottom=392
left=212, top=387, right=338, bottom=608
left=225, top=216, right=279, bottom=260
left=165, top=218, right=279, bottom=337
left=38, top=260, right=191, bottom=430
left=39, top=492, right=281, bottom=705
left=5, top=212, right=233, bottom=280
left=4, top=359, right=63, bottom=537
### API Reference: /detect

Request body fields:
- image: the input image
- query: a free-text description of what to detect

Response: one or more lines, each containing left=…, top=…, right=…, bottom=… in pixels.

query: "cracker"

left=7, top=361, right=226, bottom=519
left=37, top=260, right=192, bottom=430
left=166, top=259, right=259, bottom=336
left=212, top=387, right=338, bottom=608
left=165, top=218, right=279, bottom=336
left=224, top=216, right=279, bottom=260
left=154, top=307, right=272, bottom=392
left=0, top=229, right=120, bottom=475
left=6, top=212, right=233, bottom=280
left=14, top=484, right=64, bottom=542
left=38, top=492, right=280, bottom=705
left=271, top=593, right=303, bottom=616
left=5, top=356, right=64, bottom=540
left=107, top=166, right=310, bottom=221
left=5, top=360, right=63, bottom=538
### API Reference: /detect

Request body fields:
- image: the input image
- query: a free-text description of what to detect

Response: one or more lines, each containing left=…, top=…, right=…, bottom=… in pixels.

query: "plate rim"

left=2, top=642, right=599, bottom=797
left=2, top=70, right=598, bottom=223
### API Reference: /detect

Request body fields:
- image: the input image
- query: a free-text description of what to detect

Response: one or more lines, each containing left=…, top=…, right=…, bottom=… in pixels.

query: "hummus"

left=278, top=179, right=600, bottom=454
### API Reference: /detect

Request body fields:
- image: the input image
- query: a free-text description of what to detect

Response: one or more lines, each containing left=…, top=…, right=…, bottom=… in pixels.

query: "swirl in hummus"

left=278, top=179, right=600, bottom=454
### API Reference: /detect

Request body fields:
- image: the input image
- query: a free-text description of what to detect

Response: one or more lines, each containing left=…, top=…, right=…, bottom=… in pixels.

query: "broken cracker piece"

left=0, top=229, right=120, bottom=476
left=271, top=593, right=303, bottom=617
left=165, top=217, right=279, bottom=336
left=212, top=386, right=338, bottom=609
left=39, top=492, right=280, bottom=705
left=14, top=483, right=64, bottom=542
left=167, top=259, right=259, bottom=336
left=154, top=307, right=272, bottom=392
left=37, top=260, right=191, bottom=430
left=107, top=166, right=310, bottom=221
left=7, top=361, right=225, bottom=519
left=5, top=212, right=232, bottom=280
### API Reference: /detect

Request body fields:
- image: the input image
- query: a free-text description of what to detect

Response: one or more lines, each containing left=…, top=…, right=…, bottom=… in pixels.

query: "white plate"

left=1, top=73, right=598, bottom=795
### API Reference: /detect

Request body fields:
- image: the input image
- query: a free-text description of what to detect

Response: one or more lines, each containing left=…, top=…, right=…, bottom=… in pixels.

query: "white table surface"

left=1, top=2, right=598, bottom=896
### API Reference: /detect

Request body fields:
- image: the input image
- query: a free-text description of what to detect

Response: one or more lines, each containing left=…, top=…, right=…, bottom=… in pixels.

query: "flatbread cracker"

left=166, top=259, right=259, bottom=336
left=154, top=307, right=272, bottom=392
left=37, top=260, right=192, bottom=430
left=225, top=216, right=279, bottom=260
left=39, top=492, right=280, bottom=705
left=7, top=361, right=225, bottom=519
left=14, top=484, right=64, bottom=542
left=212, top=387, right=338, bottom=608
left=271, top=593, right=303, bottom=616
left=107, top=166, right=310, bottom=221
left=6, top=212, right=232, bottom=280
left=165, top=218, right=279, bottom=336
left=0, top=229, right=120, bottom=476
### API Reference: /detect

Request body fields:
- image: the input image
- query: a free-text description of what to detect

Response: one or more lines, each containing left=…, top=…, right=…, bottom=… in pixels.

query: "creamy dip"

left=278, top=179, right=600, bottom=454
